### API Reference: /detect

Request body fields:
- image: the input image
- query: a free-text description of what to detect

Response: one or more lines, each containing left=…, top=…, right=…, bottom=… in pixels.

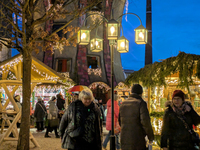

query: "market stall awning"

left=0, top=54, right=74, bottom=85
left=125, top=52, right=200, bottom=88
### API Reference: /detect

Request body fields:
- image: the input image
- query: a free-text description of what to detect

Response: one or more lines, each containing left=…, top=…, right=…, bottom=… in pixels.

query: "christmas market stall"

left=0, top=54, right=74, bottom=147
left=125, top=52, right=200, bottom=140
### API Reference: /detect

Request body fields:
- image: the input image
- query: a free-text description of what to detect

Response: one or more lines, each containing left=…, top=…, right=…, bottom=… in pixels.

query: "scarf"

left=171, top=101, right=188, bottom=115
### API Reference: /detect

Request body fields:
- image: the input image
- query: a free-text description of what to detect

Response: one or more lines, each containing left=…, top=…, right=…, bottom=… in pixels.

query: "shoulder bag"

left=176, top=115, right=200, bottom=150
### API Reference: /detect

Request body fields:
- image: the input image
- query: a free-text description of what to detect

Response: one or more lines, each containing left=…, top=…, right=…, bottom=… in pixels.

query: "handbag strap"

left=176, top=114, right=193, bottom=134
left=38, top=103, right=46, bottom=114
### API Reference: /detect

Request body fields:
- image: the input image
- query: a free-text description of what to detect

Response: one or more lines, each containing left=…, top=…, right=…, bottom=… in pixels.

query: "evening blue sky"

left=12, top=0, right=200, bottom=72
left=121, top=0, right=200, bottom=71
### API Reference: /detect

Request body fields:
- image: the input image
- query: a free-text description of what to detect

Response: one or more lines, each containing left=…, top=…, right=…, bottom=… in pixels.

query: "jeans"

left=102, top=130, right=121, bottom=149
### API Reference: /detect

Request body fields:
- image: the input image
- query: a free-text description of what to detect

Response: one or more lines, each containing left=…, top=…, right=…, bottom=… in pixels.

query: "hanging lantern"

left=107, top=19, right=119, bottom=40
left=134, top=25, right=148, bottom=44
left=77, top=27, right=90, bottom=45
left=117, top=36, right=129, bottom=53
left=90, top=36, right=103, bottom=52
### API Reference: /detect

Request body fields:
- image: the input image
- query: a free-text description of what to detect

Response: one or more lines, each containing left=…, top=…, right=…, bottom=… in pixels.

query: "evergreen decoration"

left=125, top=52, right=200, bottom=92
left=150, top=111, right=164, bottom=118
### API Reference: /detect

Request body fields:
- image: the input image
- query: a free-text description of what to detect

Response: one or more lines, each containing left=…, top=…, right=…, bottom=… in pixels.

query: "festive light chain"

left=1, top=57, right=23, bottom=72
left=88, top=82, right=110, bottom=91
left=88, top=11, right=104, bottom=25
left=53, top=42, right=64, bottom=54
left=31, top=63, right=59, bottom=81
left=88, top=68, right=102, bottom=77
left=60, top=72, right=69, bottom=78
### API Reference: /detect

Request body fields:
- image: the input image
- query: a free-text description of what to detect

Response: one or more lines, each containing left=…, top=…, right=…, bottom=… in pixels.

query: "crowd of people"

left=30, top=84, right=200, bottom=150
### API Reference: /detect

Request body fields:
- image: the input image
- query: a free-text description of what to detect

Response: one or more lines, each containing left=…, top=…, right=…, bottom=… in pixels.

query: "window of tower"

left=87, top=56, right=100, bottom=69
left=56, top=58, right=71, bottom=72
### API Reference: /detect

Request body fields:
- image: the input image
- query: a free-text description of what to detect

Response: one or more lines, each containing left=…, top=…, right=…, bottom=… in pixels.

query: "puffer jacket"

left=106, top=99, right=119, bottom=131
left=59, top=100, right=102, bottom=150
left=47, top=101, right=58, bottom=120
left=119, top=93, right=154, bottom=150
left=161, top=101, right=200, bottom=150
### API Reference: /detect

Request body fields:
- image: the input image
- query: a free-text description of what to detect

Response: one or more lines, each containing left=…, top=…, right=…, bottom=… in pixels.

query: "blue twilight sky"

left=121, top=0, right=200, bottom=71
left=12, top=0, right=200, bottom=71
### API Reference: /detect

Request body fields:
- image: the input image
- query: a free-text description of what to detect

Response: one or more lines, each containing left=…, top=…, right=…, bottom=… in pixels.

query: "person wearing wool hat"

left=119, top=84, right=154, bottom=150
left=161, top=90, right=200, bottom=150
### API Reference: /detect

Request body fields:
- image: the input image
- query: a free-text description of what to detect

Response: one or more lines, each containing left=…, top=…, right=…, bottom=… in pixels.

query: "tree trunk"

left=17, top=50, right=32, bottom=150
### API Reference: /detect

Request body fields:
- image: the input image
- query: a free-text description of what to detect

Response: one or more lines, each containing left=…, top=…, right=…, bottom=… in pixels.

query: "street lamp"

left=90, top=35, right=103, bottom=52
left=135, top=24, right=148, bottom=44
left=77, top=12, right=147, bottom=150
left=77, top=27, right=90, bottom=45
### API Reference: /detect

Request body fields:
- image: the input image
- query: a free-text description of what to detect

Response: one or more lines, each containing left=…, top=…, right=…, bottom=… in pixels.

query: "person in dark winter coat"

left=34, top=97, right=47, bottom=132
left=45, top=96, right=60, bottom=138
left=56, top=94, right=65, bottom=111
left=59, top=89, right=102, bottom=150
left=161, top=90, right=200, bottom=150
left=119, top=84, right=154, bottom=150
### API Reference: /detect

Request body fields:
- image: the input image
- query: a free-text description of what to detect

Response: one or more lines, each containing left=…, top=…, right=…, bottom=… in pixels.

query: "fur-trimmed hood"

left=165, top=100, right=192, bottom=108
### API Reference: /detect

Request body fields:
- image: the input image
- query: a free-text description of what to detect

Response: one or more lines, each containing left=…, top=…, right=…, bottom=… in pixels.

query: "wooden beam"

left=32, top=80, right=57, bottom=84
left=0, top=80, right=22, bottom=85
left=2, top=84, right=19, bottom=112
left=2, top=86, right=19, bottom=110
left=2, top=70, right=9, bottom=80
left=30, top=132, right=40, bottom=147
left=0, top=111, right=21, bottom=145
left=4, top=138, right=18, bottom=141
left=18, top=61, right=22, bottom=81
left=13, top=65, right=18, bottom=80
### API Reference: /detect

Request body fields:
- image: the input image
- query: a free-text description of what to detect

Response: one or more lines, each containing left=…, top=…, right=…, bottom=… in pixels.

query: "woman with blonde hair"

left=59, top=89, right=102, bottom=150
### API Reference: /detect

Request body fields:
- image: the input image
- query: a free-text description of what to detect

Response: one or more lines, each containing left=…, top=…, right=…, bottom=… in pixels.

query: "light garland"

left=87, top=11, right=104, bottom=25
left=115, top=82, right=130, bottom=90
left=61, top=72, right=69, bottom=78
left=89, top=82, right=110, bottom=91
left=53, top=42, right=64, bottom=54
left=88, top=68, right=102, bottom=77
left=31, top=63, right=59, bottom=81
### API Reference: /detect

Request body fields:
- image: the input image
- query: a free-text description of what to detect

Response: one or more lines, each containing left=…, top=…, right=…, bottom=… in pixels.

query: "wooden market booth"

left=125, top=52, right=200, bottom=135
left=0, top=54, right=72, bottom=147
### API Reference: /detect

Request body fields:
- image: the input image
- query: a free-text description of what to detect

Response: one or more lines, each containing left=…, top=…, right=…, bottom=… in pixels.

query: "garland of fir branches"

left=125, top=52, right=200, bottom=92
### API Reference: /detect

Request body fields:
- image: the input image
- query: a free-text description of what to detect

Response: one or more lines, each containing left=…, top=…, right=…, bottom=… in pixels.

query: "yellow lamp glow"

left=134, top=25, right=148, bottom=44
left=107, top=19, right=119, bottom=40
left=90, top=36, right=103, bottom=52
left=117, top=36, right=129, bottom=53
left=77, top=27, right=90, bottom=45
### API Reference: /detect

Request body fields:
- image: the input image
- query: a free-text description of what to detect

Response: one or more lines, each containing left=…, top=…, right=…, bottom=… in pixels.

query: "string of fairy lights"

left=88, top=68, right=102, bottom=77
left=0, top=56, right=60, bottom=81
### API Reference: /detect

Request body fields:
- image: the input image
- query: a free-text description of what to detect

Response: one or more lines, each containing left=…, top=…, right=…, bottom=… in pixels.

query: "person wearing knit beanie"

left=172, top=90, right=185, bottom=101
left=131, top=84, right=143, bottom=95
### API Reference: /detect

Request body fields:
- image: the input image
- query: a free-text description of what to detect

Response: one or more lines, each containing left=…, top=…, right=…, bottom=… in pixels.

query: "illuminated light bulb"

left=110, top=26, right=115, bottom=35
left=91, top=43, right=93, bottom=47
left=81, top=33, right=86, bottom=40
left=120, top=42, right=125, bottom=48
left=95, top=41, right=98, bottom=46
left=139, top=32, right=144, bottom=39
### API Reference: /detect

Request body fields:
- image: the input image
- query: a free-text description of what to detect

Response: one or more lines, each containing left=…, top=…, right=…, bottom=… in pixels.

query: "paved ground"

left=0, top=126, right=161, bottom=150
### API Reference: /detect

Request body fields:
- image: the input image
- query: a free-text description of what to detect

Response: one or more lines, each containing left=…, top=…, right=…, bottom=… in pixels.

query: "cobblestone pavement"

left=0, top=126, right=161, bottom=150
